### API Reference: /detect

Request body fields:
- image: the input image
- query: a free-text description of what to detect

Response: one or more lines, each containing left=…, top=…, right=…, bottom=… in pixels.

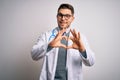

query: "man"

left=31, top=3, right=95, bottom=80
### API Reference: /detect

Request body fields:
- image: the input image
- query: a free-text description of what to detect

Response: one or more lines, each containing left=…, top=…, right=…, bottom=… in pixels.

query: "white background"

left=0, top=0, right=120, bottom=80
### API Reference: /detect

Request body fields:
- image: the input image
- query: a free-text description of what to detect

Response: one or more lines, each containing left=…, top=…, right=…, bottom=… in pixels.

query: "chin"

left=59, top=25, right=68, bottom=29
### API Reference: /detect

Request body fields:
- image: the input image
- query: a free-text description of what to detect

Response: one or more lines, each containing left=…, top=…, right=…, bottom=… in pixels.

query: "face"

left=57, top=9, right=74, bottom=29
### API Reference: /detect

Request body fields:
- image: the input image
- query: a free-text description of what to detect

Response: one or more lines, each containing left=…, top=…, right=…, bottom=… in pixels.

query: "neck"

left=58, top=26, right=70, bottom=33
left=59, top=26, right=70, bottom=30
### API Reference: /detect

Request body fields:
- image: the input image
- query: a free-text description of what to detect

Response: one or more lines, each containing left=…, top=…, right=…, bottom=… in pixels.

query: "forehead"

left=58, top=9, right=72, bottom=14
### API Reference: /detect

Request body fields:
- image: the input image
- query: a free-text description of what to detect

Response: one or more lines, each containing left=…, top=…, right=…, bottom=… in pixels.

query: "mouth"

left=59, top=21, right=69, bottom=29
left=60, top=21, right=67, bottom=25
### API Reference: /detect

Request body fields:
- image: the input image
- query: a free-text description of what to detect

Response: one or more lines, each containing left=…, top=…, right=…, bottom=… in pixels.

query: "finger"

left=66, top=45, right=73, bottom=49
left=71, top=29, right=77, bottom=38
left=73, top=29, right=77, bottom=38
left=54, top=31, right=61, bottom=40
left=78, top=32, right=80, bottom=40
left=56, top=30, right=65, bottom=39
left=70, top=29, right=75, bottom=37
left=69, top=36, right=74, bottom=42
left=62, top=36, right=68, bottom=40
left=59, top=44, right=67, bottom=49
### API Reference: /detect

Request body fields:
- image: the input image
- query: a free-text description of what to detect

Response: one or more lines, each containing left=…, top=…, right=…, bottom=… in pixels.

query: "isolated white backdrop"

left=0, top=0, right=120, bottom=80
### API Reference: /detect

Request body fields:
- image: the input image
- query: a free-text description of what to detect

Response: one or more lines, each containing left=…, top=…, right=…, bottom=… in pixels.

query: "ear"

left=71, top=16, right=75, bottom=22
left=56, top=15, right=57, bottom=18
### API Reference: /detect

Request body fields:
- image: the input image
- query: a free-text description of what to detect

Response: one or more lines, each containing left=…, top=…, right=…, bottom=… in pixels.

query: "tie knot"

left=63, top=32, right=66, bottom=36
left=63, top=32, right=70, bottom=37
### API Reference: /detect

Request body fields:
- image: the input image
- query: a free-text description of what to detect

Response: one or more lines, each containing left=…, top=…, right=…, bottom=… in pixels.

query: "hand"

left=49, top=29, right=68, bottom=48
left=67, top=29, right=86, bottom=52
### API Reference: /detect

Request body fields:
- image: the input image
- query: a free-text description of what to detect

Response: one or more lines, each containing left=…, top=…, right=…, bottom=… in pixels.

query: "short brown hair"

left=58, top=3, right=74, bottom=15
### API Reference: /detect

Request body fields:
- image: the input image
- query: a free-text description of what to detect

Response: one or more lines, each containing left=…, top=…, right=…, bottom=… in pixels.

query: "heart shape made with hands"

left=49, top=29, right=85, bottom=51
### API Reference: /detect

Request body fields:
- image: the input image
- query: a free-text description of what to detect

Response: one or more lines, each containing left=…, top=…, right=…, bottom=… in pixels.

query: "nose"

left=61, top=16, right=66, bottom=20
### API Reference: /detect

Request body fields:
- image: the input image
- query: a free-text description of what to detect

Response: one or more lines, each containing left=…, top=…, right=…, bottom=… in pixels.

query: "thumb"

left=66, top=45, right=73, bottom=49
left=59, top=43, right=67, bottom=49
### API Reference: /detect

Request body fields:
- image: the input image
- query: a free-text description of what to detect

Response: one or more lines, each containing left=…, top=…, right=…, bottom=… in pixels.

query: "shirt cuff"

left=47, top=45, right=53, bottom=52
left=80, top=50, right=87, bottom=58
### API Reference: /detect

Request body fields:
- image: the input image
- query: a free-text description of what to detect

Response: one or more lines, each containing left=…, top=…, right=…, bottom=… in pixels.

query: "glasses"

left=57, top=13, right=72, bottom=19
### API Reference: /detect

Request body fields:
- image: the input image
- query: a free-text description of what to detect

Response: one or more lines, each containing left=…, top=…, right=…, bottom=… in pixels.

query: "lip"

left=60, top=21, right=66, bottom=24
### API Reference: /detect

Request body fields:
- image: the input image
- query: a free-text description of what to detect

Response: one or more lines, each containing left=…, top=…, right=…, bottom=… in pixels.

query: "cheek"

left=57, top=17, right=60, bottom=21
left=68, top=20, right=73, bottom=25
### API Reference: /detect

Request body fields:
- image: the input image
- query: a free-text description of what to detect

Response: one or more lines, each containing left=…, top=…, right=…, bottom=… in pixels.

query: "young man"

left=31, top=3, right=95, bottom=80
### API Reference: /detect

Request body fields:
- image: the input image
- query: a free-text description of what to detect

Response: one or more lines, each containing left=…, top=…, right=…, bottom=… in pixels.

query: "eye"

left=65, top=15, right=71, bottom=18
left=57, top=13, right=63, bottom=17
left=57, top=13, right=72, bottom=19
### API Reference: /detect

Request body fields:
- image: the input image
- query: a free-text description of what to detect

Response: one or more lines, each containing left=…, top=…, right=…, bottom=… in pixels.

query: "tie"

left=55, top=32, right=69, bottom=80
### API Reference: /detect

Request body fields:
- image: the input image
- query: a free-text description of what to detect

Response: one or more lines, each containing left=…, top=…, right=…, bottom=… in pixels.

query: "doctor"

left=31, top=3, right=95, bottom=80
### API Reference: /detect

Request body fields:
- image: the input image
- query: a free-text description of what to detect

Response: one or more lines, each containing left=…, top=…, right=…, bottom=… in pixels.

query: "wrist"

left=79, top=47, right=86, bottom=52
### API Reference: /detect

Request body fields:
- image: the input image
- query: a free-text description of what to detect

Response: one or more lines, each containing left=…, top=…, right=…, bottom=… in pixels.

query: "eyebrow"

left=57, top=13, right=72, bottom=15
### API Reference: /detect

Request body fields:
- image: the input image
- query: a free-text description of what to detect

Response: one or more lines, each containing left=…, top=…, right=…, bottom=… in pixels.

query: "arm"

left=31, top=29, right=68, bottom=61
left=31, top=33, right=48, bottom=61
left=80, top=35, right=95, bottom=66
left=68, top=29, right=95, bottom=66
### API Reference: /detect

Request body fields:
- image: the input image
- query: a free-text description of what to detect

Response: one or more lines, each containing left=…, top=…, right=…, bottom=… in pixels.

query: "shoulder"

left=46, top=27, right=58, bottom=34
left=39, top=27, right=57, bottom=36
left=38, top=27, right=58, bottom=41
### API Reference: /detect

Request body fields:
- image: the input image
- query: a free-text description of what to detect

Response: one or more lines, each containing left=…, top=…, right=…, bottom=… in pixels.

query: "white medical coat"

left=31, top=27, right=95, bottom=80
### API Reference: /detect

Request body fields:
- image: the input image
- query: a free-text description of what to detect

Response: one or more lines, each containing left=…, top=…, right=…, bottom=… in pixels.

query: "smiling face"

left=57, top=9, right=74, bottom=29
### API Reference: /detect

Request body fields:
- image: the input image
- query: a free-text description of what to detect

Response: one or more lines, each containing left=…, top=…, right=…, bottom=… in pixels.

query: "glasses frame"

left=57, top=13, right=73, bottom=20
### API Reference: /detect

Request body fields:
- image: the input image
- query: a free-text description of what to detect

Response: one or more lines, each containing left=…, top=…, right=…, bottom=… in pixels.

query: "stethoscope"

left=48, top=28, right=70, bottom=41
left=49, top=29, right=57, bottom=41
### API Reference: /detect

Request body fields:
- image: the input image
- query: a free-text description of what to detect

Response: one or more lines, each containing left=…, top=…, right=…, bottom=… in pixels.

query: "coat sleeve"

left=80, top=34, right=95, bottom=66
left=31, top=32, right=48, bottom=61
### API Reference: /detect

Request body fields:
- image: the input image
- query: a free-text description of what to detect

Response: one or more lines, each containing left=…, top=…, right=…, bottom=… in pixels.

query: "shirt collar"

left=57, top=26, right=71, bottom=34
